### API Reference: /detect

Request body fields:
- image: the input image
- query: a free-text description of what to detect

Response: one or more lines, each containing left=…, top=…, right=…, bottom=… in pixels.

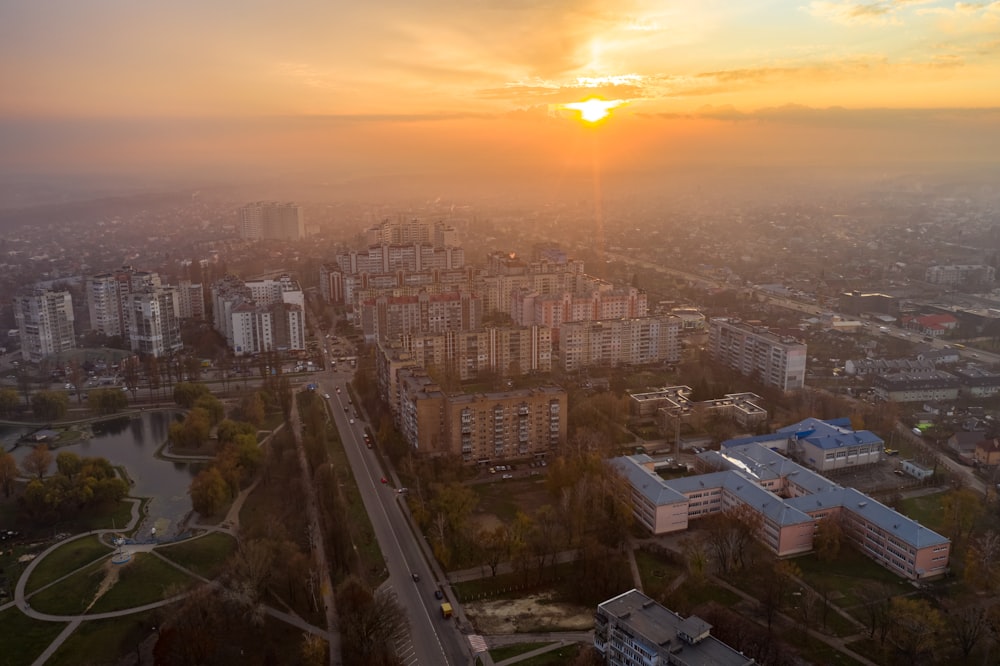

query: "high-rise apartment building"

left=559, top=316, right=681, bottom=371
left=86, top=267, right=166, bottom=343
left=392, top=368, right=567, bottom=464
left=14, top=289, right=76, bottom=362
left=359, top=290, right=481, bottom=343
left=125, top=287, right=182, bottom=357
left=211, top=275, right=305, bottom=355
left=707, top=318, right=807, bottom=391
left=239, top=202, right=304, bottom=241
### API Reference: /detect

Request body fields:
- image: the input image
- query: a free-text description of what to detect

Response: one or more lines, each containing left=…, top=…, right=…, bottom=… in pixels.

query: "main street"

left=317, top=343, right=471, bottom=665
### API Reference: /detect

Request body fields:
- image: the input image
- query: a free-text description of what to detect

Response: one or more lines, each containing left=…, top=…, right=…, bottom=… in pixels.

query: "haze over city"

left=5, top=3, right=1000, bottom=666
left=2, top=0, right=998, bottom=192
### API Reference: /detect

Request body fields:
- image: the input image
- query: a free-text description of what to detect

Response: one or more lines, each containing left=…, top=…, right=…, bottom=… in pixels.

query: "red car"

left=380, top=477, right=388, bottom=484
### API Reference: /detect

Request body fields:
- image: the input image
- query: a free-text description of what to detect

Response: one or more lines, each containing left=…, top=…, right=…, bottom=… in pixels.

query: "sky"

left=1, top=0, right=999, bottom=181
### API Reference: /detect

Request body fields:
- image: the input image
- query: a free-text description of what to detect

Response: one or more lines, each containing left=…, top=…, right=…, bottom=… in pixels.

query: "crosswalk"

left=468, top=635, right=488, bottom=654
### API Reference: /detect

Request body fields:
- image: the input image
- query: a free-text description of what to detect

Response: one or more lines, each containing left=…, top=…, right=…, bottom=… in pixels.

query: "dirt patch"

left=464, top=591, right=594, bottom=635
left=85, top=556, right=129, bottom=612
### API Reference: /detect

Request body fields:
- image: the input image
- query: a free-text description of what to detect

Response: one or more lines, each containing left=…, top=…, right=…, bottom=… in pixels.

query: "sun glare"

left=564, top=98, right=624, bottom=124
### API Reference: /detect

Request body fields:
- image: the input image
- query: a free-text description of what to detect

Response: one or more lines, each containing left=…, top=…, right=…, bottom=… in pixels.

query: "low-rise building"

left=872, top=370, right=960, bottom=403
left=611, top=421, right=949, bottom=581
left=629, top=386, right=767, bottom=430
left=953, top=366, right=1000, bottom=398
left=974, top=439, right=1000, bottom=467
left=901, top=459, right=934, bottom=480
left=595, top=589, right=755, bottom=666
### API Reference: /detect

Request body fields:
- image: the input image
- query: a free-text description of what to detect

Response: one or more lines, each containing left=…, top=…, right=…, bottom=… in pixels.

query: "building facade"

left=125, top=287, right=182, bottom=357
left=14, top=289, right=75, bottom=362
left=559, top=316, right=681, bottom=371
left=239, top=202, right=304, bottom=241
left=707, top=319, right=807, bottom=391
left=392, top=369, right=567, bottom=464
left=211, top=275, right=305, bottom=355
left=359, top=291, right=482, bottom=343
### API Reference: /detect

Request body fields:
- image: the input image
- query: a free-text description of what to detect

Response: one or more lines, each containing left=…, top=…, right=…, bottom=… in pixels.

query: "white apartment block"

left=211, top=275, right=305, bottom=355
left=924, top=264, right=995, bottom=286
left=365, top=218, right=457, bottom=247
left=559, top=316, right=681, bottom=371
left=708, top=318, right=807, bottom=391
left=14, top=289, right=76, bottom=362
left=239, top=202, right=304, bottom=241
left=380, top=325, right=552, bottom=382
left=175, top=280, right=206, bottom=320
left=125, top=287, right=182, bottom=357
left=359, top=291, right=482, bottom=343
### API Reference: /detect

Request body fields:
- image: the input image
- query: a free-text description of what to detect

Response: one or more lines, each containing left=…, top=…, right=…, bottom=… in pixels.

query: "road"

left=317, top=342, right=471, bottom=665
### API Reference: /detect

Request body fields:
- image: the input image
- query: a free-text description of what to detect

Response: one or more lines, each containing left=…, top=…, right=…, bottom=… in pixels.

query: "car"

left=349, top=418, right=355, bottom=424
left=502, top=473, right=513, bottom=480
left=412, top=572, right=420, bottom=582
left=434, top=590, right=444, bottom=600
left=397, top=488, right=408, bottom=494
left=336, top=387, right=341, bottom=393
left=344, top=407, right=349, bottom=413
left=489, top=467, right=496, bottom=474
left=893, top=469, right=905, bottom=476
left=323, top=393, right=330, bottom=399
left=380, top=477, right=388, bottom=484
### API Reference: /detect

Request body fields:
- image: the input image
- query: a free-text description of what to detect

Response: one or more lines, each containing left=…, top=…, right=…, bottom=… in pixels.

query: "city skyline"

left=1, top=1, right=998, bottom=179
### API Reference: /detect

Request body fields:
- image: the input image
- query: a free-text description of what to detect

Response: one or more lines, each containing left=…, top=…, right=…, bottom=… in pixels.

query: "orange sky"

left=1, top=1, right=998, bottom=176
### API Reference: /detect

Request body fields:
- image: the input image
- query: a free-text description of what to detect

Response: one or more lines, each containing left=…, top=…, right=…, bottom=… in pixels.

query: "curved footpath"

left=0, top=424, right=332, bottom=665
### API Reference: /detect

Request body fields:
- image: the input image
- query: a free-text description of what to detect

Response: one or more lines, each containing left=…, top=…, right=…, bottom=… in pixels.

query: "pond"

left=4, top=410, right=201, bottom=536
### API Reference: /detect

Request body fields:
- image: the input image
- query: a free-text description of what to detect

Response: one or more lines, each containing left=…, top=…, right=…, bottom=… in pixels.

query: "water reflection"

left=9, top=410, right=197, bottom=535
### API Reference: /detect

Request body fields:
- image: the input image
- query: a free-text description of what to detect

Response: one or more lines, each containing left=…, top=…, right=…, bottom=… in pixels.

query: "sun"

left=564, top=98, right=624, bottom=124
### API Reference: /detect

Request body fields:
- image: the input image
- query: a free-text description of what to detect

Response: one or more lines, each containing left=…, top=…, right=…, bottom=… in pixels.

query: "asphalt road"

left=319, top=358, right=470, bottom=665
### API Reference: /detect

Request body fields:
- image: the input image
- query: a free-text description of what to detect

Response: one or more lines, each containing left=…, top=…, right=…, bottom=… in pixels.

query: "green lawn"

left=796, top=548, right=907, bottom=610
left=515, top=643, right=585, bottom=665
left=0, top=606, right=68, bottom=666
left=633, top=548, right=685, bottom=600
left=898, top=492, right=947, bottom=531
left=489, top=642, right=553, bottom=662
left=156, top=532, right=236, bottom=580
left=26, top=535, right=112, bottom=594
left=46, top=610, right=158, bottom=666
left=88, top=553, right=195, bottom=613
left=29, top=559, right=107, bottom=615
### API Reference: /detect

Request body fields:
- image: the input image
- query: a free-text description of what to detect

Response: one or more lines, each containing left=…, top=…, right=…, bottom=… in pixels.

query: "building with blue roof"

left=612, top=419, right=949, bottom=580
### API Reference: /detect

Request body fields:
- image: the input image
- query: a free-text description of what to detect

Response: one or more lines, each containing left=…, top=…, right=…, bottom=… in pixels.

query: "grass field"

left=156, top=532, right=236, bottom=580
left=0, top=606, right=68, bottom=666
left=797, top=548, right=907, bottom=610
left=472, top=476, right=551, bottom=524
left=46, top=610, right=157, bottom=666
left=515, top=643, right=585, bottom=664
left=29, top=558, right=106, bottom=615
left=25, top=535, right=112, bottom=594
left=633, top=547, right=685, bottom=600
left=898, top=492, right=947, bottom=531
left=488, top=642, right=553, bottom=662
left=88, top=552, right=195, bottom=613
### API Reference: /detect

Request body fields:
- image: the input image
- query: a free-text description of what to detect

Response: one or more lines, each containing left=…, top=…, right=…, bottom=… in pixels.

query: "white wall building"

left=14, top=289, right=75, bottom=362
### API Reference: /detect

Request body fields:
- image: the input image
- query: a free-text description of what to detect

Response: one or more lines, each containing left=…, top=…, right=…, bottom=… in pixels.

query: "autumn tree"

left=336, top=576, right=409, bottom=666
left=947, top=605, right=988, bottom=660
left=965, top=530, right=1000, bottom=593
left=121, top=355, right=140, bottom=398
left=0, top=449, right=18, bottom=497
left=89, top=387, right=127, bottom=415
left=22, top=444, right=53, bottom=480
left=194, top=394, right=225, bottom=426
left=144, top=355, right=161, bottom=400
left=942, top=488, right=984, bottom=549
left=813, top=515, right=843, bottom=562
left=755, top=559, right=802, bottom=632
left=0, top=388, right=18, bottom=416
left=189, top=466, right=231, bottom=516
left=173, top=381, right=210, bottom=408
left=479, top=524, right=511, bottom=577
left=703, top=503, right=764, bottom=574
left=888, top=596, right=945, bottom=663
left=31, top=390, right=68, bottom=420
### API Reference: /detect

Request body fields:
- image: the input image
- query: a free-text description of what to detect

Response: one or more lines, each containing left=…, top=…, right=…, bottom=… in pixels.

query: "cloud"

left=650, top=104, right=1000, bottom=128
left=806, top=0, right=933, bottom=25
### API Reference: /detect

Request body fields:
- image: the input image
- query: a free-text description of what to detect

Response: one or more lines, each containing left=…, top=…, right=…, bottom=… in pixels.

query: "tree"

left=813, top=515, right=843, bottom=562
left=0, top=449, right=17, bottom=497
left=55, top=451, right=83, bottom=481
left=66, top=361, right=85, bottom=405
left=31, top=390, right=68, bottom=420
left=480, top=524, right=511, bottom=577
left=189, top=467, right=231, bottom=516
left=965, top=530, right=1000, bottom=592
left=947, top=605, right=988, bottom=660
left=173, top=381, right=210, bottom=408
left=942, top=488, right=983, bottom=549
left=888, top=596, right=945, bottom=662
left=194, top=394, right=225, bottom=426
left=0, top=388, right=18, bottom=416
left=22, top=444, right=53, bottom=480
left=755, top=559, right=801, bottom=632
left=121, top=355, right=140, bottom=398
left=335, top=576, right=408, bottom=666
left=89, top=388, right=127, bottom=415
left=703, top=503, right=763, bottom=574
left=144, top=355, right=161, bottom=400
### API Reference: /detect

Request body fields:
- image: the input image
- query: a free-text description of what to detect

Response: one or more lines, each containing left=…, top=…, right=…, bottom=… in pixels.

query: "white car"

left=323, top=393, right=330, bottom=399
left=349, top=418, right=355, bottom=424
